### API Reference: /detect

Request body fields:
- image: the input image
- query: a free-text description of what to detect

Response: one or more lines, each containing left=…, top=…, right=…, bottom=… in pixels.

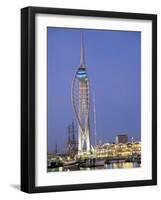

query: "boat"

left=48, top=160, right=63, bottom=168
left=64, top=160, right=78, bottom=166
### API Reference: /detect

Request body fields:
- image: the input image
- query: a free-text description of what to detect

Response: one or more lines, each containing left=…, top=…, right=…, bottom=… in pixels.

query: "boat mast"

left=93, top=94, right=97, bottom=147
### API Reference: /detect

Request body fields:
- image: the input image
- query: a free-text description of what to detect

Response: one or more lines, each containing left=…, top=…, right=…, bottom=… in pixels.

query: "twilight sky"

left=47, top=27, right=141, bottom=153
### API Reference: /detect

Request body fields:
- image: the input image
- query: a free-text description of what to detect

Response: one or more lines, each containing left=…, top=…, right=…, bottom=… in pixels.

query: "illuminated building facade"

left=95, top=142, right=141, bottom=159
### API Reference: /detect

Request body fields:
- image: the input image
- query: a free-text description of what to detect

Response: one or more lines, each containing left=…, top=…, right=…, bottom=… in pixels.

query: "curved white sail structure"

left=72, top=34, right=91, bottom=156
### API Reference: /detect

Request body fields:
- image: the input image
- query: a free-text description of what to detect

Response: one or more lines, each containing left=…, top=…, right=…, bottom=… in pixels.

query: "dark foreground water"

left=48, top=162, right=140, bottom=172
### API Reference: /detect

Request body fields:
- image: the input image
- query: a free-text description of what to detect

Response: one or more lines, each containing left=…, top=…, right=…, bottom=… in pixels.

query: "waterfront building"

left=115, top=134, right=128, bottom=144
left=72, top=34, right=91, bottom=156
left=95, top=142, right=141, bottom=159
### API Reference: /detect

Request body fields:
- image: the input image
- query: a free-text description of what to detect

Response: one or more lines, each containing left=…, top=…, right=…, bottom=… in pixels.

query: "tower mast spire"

left=80, top=33, right=86, bottom=68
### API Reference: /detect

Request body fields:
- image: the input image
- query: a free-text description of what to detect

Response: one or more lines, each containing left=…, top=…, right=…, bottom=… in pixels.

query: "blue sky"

left=47, top=27, right=141, bottom=153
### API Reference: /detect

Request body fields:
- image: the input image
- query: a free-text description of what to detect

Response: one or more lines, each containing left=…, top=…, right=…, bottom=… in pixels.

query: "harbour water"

left=48, top=162, right=140, bottom=172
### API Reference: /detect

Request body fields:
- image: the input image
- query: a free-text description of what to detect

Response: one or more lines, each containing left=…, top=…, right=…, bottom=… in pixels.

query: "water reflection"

left=48, top=162, right=140, bottom=172
left=106, top=162, right=140, bottom=169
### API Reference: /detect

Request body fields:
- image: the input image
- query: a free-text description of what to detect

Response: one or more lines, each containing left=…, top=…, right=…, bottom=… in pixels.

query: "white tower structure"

left=93, top=94, right=97, bottom=148
left=72, top=34, right=90, bottom=156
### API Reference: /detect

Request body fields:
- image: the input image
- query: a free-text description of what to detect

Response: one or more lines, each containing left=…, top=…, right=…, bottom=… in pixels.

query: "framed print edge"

left=152, top=14, right=157, bottom=186
left=21, top=7, right=35, bottom=193
left=21, top=6, right=157, bottom=193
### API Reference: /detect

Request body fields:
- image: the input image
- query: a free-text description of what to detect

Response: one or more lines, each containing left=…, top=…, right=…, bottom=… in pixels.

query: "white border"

left=35, top=14, right=152, bottom=186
